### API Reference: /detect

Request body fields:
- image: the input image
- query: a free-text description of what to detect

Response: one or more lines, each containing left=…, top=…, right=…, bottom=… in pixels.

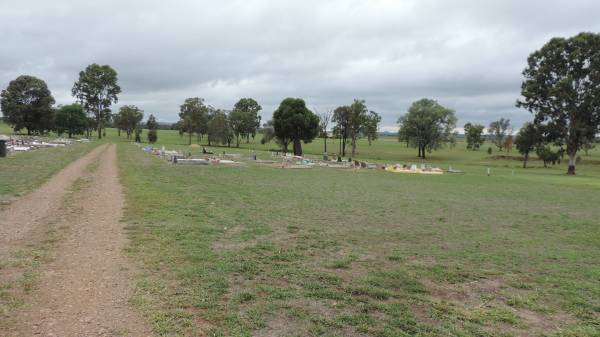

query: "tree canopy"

left=517, top=32, right=600, bottom=175
left=230, top=98, right=262, bottom=147
left=464, top=123, right=485, bottom=150
left=488, top=118, right=511, bottom=151
left=1, top=75, right=55, bottom=134
left=116, top=105, right=144, bottom=139
left=72, top=64, right=121, bottom=139
left=515, top=122, right=542, bottom=168
left=397, top=98, right=457, bottom=159
left=177, top=97, right=208, bottom=145
left=54, top=104, right=87, bottom=138
left=364, top=110, right=381, bottom=146
left=207, top=109, right=233, bottom=146
left=347, top=99, right=369, bottom=156
left=332, top=105, right=351, bottom=156
left=272, top=98, right=319, bottom=156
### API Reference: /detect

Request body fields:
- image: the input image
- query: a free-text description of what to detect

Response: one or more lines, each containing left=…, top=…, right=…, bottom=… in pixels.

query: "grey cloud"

left=1, top=0, right=599, bottom=131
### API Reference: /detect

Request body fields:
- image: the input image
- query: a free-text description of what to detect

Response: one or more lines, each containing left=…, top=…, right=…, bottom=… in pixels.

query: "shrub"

left=148, top=129, right=158, bottom=143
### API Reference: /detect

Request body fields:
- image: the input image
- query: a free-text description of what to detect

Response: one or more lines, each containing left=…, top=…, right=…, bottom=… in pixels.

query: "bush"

left=148, top=129, right=158, bottom=143
left=487, top=147, right=493, bottom=155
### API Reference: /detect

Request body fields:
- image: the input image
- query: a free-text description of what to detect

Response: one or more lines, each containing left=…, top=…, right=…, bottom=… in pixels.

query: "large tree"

left=517, top=32, right=600, bottom=175
left=208, top=110, right=233, bottom=146
left=397, top=98, right=457, bottom=159
left=1, top=75, right=55, bottom=134
left=72, top=64, right=121, bottom=139
left=177, top=97, right=208, bottom=145
left=332, top=105, right=351, bottom=156
left=272, top=98, right=319, bottom=156
left=464, top=123, right=485, bottom=150
left=364, top=110, right=381, bottom=146
left=54, top=104, right=87, bottom=138
left=230, top=98, right=262, bottom=146
left=488, top=118, right=511, bottom=151
left=347, top=99, right=369, bottom=156
left=117, top=105, right=144, bottom=139
left=515, top=122, right=542, bottom=168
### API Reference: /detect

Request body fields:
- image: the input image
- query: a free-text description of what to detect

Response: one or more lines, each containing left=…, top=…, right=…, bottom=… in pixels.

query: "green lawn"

left=115, top=129, right=600, bottom=336
left=0, top=124, right=98, bottom=203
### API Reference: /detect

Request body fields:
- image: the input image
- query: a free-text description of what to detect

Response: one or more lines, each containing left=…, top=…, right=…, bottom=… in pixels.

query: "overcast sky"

left=1, top=0, right=599, bottom=131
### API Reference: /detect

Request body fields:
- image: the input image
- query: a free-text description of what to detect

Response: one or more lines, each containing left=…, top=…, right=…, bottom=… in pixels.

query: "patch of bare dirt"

left=422, top=277, right=576, bottom=337
left=0, top=145, right=108, bottom=258
left=4, top=144, right=151, bottom=336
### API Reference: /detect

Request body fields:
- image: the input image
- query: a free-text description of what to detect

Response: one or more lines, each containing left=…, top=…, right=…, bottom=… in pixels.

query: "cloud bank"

left=1, top=0, right=599, bottom=130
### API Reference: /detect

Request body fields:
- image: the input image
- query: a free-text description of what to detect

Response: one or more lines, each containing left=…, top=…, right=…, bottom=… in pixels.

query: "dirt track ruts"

left=2, top=144, right=150, bottom=336
left=0, top=144, right=107, bottom=258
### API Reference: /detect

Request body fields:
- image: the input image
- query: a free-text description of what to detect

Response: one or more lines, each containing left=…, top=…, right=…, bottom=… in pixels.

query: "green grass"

left=115, top=128, right=600, bottom=337
left=0, top=140, right=98, bottom=203
left=4, top=121, right=600, bottom=336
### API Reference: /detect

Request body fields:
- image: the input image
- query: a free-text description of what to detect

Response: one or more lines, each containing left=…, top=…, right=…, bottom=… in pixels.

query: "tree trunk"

left=117, top=129, right=121, bottom=137
left=567, top=152, right=576, bottom=175
left=236, top=134, right=240, bottom=148
left=97, top=109, right=102, bottom=140
left=324, top=136, right=327, bottom=153
left=418, top=145, right=422, bottom=158
left=293, top=138, right=302, bottom=156
left=351, top=137, right=357, bottom=156
left=421, top=145, right=426, bottom=159
left=68, top=131, right=72, bottom=138
left=188, top=132, right=192, bottom=145
left=246, top=134, right=250, bottom=143
left=523, top=152, right=529, bottom=168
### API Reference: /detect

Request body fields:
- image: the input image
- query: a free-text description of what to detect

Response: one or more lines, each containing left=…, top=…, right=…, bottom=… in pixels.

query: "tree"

left=515, top=122, right=541, bottom=168
left=117, top=105, right=144, bottom=139
left=397, top=98, right=457, bottom=159
left=72, top=64, right=121, bottom=139
left=177, top=97, right=208, bottom=145
left=260, top=120, right=276, bottom=145
left=1, top=75, right=55, bottom=134
left=503, top=134, right=514, bottom=152
left=517, top=32, right=600, bottom=175
left=536, top=146, right=562, bottom=167
left=332, top=106, right=351, bottom=156
left=272, top=98, right=319, bottom=155
left=54, top=104, right=87, bottom=138
left=488, top=118, right=511, bottom=151
left=363, top=110, right=381, bottom=146
left=207, top=110, right=233, bottom=146
left=134, top=126, right=142, bottom=143
left=347, top=99, right=369, bottom=156
left=147, top=114, right=158, bottom=143
left=318, top=109, right=332, bottom=153
left=464, top=123, right=485, bottom=150
left=231, top=98, right=262, bottom=145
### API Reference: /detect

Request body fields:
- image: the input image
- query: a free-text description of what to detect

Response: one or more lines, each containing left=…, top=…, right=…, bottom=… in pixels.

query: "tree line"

left=2, top=33, right=598, bottom=174
left=397, top=32, right=600, bottom=175
left=0, top=63, right=159, bottom=144
left=170, top=96, right=382, bottom=157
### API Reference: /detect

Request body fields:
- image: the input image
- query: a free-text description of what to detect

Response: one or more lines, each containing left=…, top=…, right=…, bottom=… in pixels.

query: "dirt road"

left=1, top=144, right=150, bottom=336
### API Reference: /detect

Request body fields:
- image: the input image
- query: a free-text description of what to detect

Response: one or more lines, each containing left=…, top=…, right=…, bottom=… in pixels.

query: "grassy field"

left=3, top=122, right=600, bottom=336
left=0, top=123, right=98, bottom=204
left=114, top=129, right=600, bottom=336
